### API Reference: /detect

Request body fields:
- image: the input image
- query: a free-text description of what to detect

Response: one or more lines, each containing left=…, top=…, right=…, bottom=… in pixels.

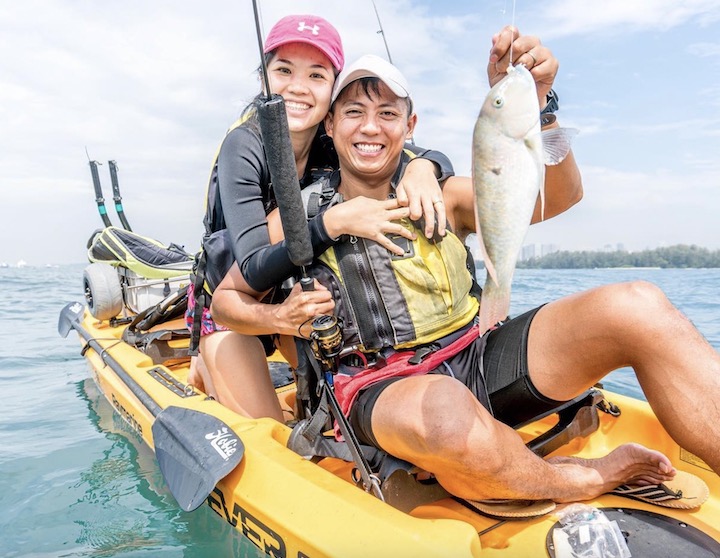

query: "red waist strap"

left=334, top=324, right=480, bottom=418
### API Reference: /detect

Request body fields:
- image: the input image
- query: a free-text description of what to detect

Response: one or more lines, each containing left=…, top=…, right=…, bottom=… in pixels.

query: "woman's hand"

left=396, top=157, right=447, bottom=239
left=275, top=280, right=335, bottom=338
left=487, top=25, right=558, bottom=106
left=323, top=196, right=416, bottom=256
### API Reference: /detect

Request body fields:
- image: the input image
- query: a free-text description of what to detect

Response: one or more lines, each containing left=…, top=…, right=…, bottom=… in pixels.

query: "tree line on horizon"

left=516, top=244, right=720, bottom=269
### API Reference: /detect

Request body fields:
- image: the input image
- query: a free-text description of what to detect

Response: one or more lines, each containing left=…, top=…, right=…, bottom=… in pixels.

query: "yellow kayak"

left=59, top=302, right=720, bottom=557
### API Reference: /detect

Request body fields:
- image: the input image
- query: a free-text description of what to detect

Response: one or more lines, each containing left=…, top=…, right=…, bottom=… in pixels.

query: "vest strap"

left=334, top=324, right=480, bottom=418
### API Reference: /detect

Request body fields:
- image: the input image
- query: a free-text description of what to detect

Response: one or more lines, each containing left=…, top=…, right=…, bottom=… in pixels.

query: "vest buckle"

left=408, top=346, right=435, bottom=365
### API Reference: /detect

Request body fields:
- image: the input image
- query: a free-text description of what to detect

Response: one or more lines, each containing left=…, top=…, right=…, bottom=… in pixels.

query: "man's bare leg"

left=528, top=281, right=720, bottom=474
left=371, top=375, right=674, bottom=502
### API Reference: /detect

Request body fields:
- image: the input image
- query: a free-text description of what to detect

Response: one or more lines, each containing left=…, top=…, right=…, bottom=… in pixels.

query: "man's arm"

left=440, top=150, right=582, bottom=243
left=486, top=26, right=583, bottom=223
left=531, top=122, right=583, bottom=223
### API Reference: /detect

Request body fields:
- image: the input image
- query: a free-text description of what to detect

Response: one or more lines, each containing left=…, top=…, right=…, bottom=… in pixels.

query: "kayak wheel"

left=83, top=263, right=123, bottom=320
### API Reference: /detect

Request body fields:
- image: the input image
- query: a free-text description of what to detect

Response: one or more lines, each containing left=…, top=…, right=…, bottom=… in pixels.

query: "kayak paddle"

left=58, top=301, right=244, bottom=512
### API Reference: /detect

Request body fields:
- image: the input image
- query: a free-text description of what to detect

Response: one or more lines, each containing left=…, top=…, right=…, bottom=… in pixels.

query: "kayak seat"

left=122, top=317, right=191, bottom=366
left=288, top=387, right=605, bottom=512
left=120, top=286, right=192, bottom=366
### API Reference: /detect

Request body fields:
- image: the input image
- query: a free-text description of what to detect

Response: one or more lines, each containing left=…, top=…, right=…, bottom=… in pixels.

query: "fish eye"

left=493, top=96, right=504, bottom=108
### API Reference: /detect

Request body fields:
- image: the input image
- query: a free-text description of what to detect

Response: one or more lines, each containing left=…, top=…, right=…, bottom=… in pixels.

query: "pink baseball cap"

left=264, top=14, right=344, bottom=73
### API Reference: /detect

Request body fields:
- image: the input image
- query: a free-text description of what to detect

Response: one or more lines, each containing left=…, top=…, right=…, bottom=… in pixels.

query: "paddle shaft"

left=68, top=310, right=162, bottom=417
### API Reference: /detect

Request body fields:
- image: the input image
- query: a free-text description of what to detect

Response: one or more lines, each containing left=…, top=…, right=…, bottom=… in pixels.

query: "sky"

left=1, top=0, right=720, bottom=266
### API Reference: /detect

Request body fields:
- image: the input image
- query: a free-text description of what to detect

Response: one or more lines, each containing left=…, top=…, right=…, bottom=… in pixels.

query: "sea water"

left=1, top=265, right=718, bottom=557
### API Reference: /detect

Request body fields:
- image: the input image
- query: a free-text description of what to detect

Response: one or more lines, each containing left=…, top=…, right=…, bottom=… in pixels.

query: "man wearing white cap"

left=214, top=29, right=720, bottom=505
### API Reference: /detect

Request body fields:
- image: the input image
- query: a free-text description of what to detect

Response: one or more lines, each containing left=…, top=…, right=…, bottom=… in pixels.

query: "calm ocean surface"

left=1, top=265, right=719, bottom=557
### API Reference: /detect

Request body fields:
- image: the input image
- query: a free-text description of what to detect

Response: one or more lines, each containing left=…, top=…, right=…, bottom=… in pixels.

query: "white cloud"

left=1, top=0, right=719, bottom=265
left=538, top=0, right=720, bottom=38
left=687, top=41, right=720, bottom=57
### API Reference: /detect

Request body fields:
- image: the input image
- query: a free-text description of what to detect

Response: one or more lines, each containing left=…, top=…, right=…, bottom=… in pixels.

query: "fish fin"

left=474, top=202, right=499, bottom=288
left=539, top=180, right=546, bottom=221
left=541, top=127, right=579, bottom=166
left=478, top=285, right=511, bottom=335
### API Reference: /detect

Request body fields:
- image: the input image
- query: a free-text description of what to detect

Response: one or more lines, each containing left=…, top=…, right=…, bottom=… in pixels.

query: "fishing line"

left=508, top=0, right=517, bottom=66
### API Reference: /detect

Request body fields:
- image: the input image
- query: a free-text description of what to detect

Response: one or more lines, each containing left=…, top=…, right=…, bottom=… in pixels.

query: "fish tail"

left=478, top=287, right=511, bottom=335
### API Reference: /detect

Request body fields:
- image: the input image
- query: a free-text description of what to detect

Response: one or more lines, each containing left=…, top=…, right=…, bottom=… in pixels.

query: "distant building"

left=540, top=244, right=559, bottom=257
left=520, top=244, right=537, bottom=261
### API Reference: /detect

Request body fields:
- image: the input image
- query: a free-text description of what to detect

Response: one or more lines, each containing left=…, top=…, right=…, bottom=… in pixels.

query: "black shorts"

left=349, top=306, right=568, bottom=448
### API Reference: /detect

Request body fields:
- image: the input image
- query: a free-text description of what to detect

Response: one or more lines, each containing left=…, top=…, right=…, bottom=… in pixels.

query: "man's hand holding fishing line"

left=488, top=25, right=558, bottom=109
left=486, top=26, right=583, bottom=222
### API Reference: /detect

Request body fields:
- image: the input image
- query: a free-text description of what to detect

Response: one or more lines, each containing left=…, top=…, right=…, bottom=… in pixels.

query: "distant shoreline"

left=474, top=262, right=715, bottom=270
left=510, top=244, right=720, bottom=270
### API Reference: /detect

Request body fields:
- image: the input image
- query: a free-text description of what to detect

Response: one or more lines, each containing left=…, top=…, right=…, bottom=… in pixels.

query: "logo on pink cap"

left=264, top=14, right=345, bottom=72
left=297, top=22, right=320, bottom=35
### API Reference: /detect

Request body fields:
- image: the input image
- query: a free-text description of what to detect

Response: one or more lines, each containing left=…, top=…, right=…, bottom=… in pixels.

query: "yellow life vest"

left=313, top=217, right=479, bottom=353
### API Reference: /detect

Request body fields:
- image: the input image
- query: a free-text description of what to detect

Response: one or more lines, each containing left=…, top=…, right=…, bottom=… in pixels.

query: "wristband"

left=540, top=89, right=559, bottom=127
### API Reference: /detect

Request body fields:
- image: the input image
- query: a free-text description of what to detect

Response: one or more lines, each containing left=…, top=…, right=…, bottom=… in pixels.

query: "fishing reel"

left=309, top=314, right=344, bottom=372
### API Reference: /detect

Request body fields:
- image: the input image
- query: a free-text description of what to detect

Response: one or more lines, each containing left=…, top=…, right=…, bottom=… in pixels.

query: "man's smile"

left=354, top=143, right=383, bottom=154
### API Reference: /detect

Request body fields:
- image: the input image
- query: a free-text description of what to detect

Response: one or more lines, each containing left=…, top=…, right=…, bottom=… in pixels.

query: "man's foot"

left=547, top=443, right=675, bottom=502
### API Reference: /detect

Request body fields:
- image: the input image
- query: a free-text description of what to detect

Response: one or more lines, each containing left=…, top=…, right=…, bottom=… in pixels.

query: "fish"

left=472, top=63, right=575, bottom=334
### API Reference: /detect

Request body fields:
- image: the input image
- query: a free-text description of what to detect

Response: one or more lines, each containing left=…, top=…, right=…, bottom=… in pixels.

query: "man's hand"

left=487, top=25, right=558, bottom=106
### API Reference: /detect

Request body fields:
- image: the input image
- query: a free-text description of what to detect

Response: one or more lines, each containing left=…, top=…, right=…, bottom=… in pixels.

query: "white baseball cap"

left=331, top=54, right=412, bottom=106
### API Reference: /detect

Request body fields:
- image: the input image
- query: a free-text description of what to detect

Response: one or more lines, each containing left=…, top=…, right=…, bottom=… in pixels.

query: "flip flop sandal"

left=609, top=470, right=709, bottom=510
left=466, top=498, right=557, bottom=519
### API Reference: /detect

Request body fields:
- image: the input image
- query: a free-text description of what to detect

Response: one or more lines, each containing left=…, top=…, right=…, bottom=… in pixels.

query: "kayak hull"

left=70, top=306, right=720, bottom=557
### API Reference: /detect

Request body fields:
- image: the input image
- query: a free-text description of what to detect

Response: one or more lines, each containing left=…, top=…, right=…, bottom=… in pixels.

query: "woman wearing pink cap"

left=187, top=14, right=453, bottom=420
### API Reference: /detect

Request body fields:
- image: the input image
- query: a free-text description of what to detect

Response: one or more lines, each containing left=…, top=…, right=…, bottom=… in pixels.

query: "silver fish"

left=472, top=64, right=574, bottom=334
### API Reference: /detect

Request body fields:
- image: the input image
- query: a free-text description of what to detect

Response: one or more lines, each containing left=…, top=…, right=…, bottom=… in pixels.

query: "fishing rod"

left=371, top=0, right=393, bottom=63
left=250, top=1, right=382, bottom=500
left=250, top=1, right=313, bottom=287
left=86, top=149, right=113, bottom=228
left=369, top=2, right=414, bottom=147
left=108, top=160, right=133, bottom=231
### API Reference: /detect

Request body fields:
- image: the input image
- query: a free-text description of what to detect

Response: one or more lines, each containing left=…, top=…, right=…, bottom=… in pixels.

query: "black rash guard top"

left=213, top=119, right=454, bottom=293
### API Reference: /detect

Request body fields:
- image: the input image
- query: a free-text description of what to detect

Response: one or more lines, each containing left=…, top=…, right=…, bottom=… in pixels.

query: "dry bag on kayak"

left=85, top=226, right=194, bottom=317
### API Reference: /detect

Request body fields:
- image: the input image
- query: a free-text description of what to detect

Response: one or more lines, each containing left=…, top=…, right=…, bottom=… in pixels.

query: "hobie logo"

left=297, top=22, right=319, bottom=35
left=206, top=427, right=238, bottom=460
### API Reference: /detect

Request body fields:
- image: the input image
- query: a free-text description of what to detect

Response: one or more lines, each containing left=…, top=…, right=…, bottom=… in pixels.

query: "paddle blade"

left=152, top=406, right=244, bottom=512
left=58, top=301, right=85, bottom=337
